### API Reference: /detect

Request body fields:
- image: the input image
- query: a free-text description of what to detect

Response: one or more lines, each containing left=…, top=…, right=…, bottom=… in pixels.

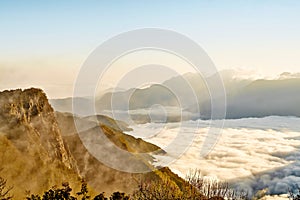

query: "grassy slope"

left=0, top=88, right=185, bottom=198
left=57, top=112, right=185, bottom=195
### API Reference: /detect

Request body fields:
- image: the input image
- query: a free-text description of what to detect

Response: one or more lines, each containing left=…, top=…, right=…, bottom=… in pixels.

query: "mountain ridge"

left=0, top=88, right=185, bottom=198
left=0, top=88, right=81, bottom=198
left=50, top=71, right=300, bottom=121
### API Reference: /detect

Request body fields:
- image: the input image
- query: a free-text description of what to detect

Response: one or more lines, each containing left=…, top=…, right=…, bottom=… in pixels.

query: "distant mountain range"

left=225, top=78, right=300, bottom=118
left=50, top=70, right=300, bottom=122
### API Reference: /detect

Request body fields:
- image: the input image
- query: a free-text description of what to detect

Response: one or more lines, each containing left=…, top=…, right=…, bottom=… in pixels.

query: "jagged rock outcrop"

left=0, top=88, right=78, bottom=171
left=0, top=88, right=80, bottom=198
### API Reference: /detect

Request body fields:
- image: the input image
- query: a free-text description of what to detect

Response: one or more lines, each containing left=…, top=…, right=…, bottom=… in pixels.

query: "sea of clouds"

left=125, top=116, right=300, bottom=197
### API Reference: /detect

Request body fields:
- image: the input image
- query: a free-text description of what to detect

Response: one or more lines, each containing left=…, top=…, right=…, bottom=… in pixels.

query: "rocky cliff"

left=0, top=88, right=185, bottom=198
left=0, top=88, right=80, bottom=198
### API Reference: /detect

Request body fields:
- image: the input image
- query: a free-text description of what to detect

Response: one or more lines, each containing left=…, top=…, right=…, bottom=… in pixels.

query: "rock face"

left=0, top=88, right=77, bottom=170
left=0, top=88, right=80, bottom=198
left=0, top=88, right=185, bottom=198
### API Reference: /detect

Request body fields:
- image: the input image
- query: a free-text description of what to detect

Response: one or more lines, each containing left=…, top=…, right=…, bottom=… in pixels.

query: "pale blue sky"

left=0, top=1, right=300, bottom=97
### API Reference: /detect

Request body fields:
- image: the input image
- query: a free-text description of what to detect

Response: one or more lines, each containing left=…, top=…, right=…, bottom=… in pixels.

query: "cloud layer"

left=125, top=116, right=300, bottom=196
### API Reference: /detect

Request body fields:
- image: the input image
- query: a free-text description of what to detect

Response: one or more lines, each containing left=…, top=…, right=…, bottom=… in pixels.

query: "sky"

left=0, top=0, right=300, bottom=98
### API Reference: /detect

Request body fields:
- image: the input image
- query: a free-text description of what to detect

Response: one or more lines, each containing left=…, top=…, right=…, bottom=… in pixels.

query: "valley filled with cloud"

left=126, top=116, right=300, bottom=196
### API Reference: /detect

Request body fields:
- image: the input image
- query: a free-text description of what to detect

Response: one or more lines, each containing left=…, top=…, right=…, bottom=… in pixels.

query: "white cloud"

left=126, top=116, right=300, bottom=196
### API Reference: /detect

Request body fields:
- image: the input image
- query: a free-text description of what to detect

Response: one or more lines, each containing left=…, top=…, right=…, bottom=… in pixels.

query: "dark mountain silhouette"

left=50, top=71, right=300, bottom=121
left=49, top=97, right=93, bottom=116
left=225, top=78, right=300, bottom=118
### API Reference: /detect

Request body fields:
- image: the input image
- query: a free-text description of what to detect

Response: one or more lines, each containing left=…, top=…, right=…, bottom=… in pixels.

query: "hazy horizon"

left=1, top=1, right=300, bottom=98
left=1, top=68, right=299, bottom=99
